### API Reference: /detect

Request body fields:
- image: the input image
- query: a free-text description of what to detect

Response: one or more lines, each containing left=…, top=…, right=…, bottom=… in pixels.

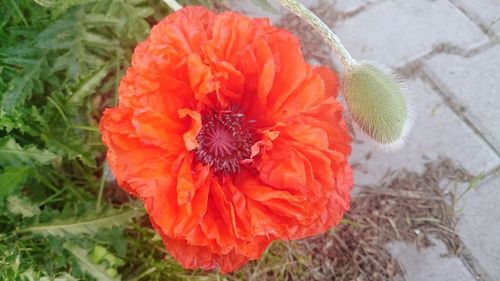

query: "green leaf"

left=20, top=269, right=79, bottom=281
left=89, top=245, right=125, bottom=269
left=63, top=243, right=120, bottom=281
left=0, top=106, right=45, bottom=136
left=82, top=31, right=117, bottom=49
left=82, top=14, right=120, bottom=28
left=0, top=58, right=45, bottom=113
left=0, top=137, right=58, bottom=166
left=44, top=136, right=97, bottom=168
left=20, top=205, right=144, bottom=237
left=7, top=196, right=41, bottom=218
left=69, top=64, right=110, bottom=105
left=0, top=166, right=31, bottom=200
left=104, top=0, right=152, bottom=41
left=31, top=9, right=110, bottom=82
left=34, top=0, right=98, bottom=10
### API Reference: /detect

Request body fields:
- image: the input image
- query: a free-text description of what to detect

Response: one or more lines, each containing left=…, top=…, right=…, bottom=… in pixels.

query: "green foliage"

left=20, top=204, right=144, bottom=237
left=64, top=243, right=120, bottom=281
left=0, top=0, right=168, bottom=280
left=0, top=166, right=31, bottom=200
left=7, top=196, right=41, bottom=218
left=0, top=137, right=58, bottom=166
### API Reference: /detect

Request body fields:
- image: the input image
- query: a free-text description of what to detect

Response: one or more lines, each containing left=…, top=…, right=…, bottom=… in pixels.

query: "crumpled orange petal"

left=99, top=6, right=353, bottom=273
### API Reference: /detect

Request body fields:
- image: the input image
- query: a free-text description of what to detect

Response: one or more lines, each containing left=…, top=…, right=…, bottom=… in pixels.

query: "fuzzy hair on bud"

left=343, top=61, right=413, bottom=150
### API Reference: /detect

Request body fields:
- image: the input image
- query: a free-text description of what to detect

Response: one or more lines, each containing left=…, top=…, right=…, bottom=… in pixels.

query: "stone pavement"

left=234, top=0, right=500, bottom=280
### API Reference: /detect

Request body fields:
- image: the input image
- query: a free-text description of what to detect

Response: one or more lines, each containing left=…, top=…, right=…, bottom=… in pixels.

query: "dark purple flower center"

left=194, top=107, right=254, bottom=176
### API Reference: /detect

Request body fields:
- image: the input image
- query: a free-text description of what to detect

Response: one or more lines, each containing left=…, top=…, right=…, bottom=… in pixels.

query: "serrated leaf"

left=42, top=273, right=79, bottom=281
left=133, top=7, right=155, bottom=18
left=105, top=0, right=151, bottom=41
left=36, top=20, right=77, bottom=50
left=21, top=268, right=84, bottom=281
left=0, top=137, right=58, bottom=166
left=20, top=206, right=144, bottom=237
left=63, top=243, right=119, bottom=281
left=83, top=14, right=120, bottom=27
left=89, top=245, right=125, bottom=269
left=82, top=31, right=117, bottom=49
left=1, top=56, right=40, bottom=67
left=1, top=60, right=43, bottom=112
left=69, top=64, right=110, bottom=105
left=7, top=196, right=41, bottom=218
left=0, top=166, right=31, bottom=200
left=44, top=136, right=97, bottom=167
left=33, top=10, right=109, bottom=82
left=0, top=106, right=46, bottom=136
left=0, top=113, right=17, bottom=133
left=34, top=0, right=98, bottom=9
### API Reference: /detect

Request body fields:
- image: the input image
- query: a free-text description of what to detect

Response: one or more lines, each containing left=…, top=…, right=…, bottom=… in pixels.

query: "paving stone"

left=230, top=0, right=284, bottom=23
left=456, top=175, right=500, bottom=280
left=452, top=0, right=500, bottom=36
left=332, top=0, right=488, bottom=68
left=424, top=45, right=500, bottom=153
left=387, top=238, right=475, bottom=281
left=350, top=78, right=500, bottom=186
left=231, top=0, right=378, bottom=23
left=331, top=0, right=378, bottom=14
left=231, top=0, right=318, bottom=23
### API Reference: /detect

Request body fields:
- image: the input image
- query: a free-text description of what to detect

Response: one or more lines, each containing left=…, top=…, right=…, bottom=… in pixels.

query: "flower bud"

left=343, top=61, right=412, bottom=149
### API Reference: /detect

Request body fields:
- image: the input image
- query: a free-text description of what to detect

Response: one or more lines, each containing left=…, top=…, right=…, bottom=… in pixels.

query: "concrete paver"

left=456, top=175, right=500, bottom=280
left=331, top=0, right=378, bottom=14
left=332, top=0, right=488, bottom=68
left=451, top=0, right=500, bottom=36
left=350, top=78, right=500, bottom=186
left=231, top=0, right=318, bottom=23
left=232, top=0, right=377, bottom=23
left=387, top=237, right=476, bottom=281
left=424, top=45, right=500, bottom=153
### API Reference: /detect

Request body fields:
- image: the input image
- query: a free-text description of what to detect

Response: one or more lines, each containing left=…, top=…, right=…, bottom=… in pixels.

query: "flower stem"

left=95, top=165, right=107, bottom=212
left=276, top=0, right=356, bottom=73
left=162, top=0, right=182, bottom=11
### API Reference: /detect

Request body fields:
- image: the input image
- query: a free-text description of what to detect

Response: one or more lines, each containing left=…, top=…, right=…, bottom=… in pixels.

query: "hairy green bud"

left=343, top=62, right=412, bottom=149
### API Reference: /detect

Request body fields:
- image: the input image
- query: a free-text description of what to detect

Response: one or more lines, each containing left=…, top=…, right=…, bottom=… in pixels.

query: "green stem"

left=38, top=186, right=67, bottom=207
left=276, top=0, right=356, bottom=73
left=95, top=165, right=108, bottom=211
left=8, top=0, right=28, bottom=27
left=71, top=125, right=99, bottom=132
left=162, top=0, right=182, bottom=11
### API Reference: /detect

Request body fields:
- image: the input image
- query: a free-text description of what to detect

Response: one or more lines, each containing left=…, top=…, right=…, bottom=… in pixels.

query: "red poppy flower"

left=99, top=6, right=353, bottom=273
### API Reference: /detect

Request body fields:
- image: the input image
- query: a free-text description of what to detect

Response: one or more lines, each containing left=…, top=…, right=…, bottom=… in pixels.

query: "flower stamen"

left=194, top=107, right=253, bottom=176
